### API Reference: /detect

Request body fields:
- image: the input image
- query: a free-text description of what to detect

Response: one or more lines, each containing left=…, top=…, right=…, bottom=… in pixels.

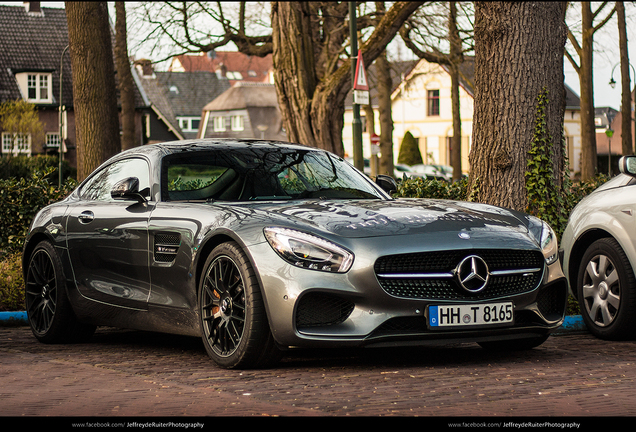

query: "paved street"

left=1, top=324, right=635, bottom=424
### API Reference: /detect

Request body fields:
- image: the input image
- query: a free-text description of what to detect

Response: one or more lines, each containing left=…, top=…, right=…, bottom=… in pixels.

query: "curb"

left=0, top=311, right=27, bottom=326
left=0, top=311, right=589, bottom=334
left=554, top=314, right=588, bottom=334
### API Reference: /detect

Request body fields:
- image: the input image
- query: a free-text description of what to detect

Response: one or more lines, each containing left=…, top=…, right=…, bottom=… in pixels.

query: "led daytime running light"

left=264, top=227, right=354, bottom=273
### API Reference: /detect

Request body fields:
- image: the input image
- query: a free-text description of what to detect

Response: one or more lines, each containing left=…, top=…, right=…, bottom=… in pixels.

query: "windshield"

left=161, top=147, right=385, bottom=202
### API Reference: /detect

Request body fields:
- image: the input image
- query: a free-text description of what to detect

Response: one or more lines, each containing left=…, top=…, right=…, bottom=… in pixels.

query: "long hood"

left=241, top=198, right=537, bottom=245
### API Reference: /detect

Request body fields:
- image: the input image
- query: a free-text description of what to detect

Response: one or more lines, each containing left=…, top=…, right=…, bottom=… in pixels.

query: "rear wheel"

left=199, top=242, right=281, bottom=369
left=25, top=241, right=95, bottom=343
left=577, top=238, right=636, bottom=340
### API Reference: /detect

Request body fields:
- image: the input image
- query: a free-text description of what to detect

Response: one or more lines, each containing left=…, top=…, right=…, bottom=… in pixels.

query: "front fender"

left=562, top=204, right=636, bottom=295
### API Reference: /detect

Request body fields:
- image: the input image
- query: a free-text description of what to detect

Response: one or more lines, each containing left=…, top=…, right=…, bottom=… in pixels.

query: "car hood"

left=239, top=198, right=536, bottom=242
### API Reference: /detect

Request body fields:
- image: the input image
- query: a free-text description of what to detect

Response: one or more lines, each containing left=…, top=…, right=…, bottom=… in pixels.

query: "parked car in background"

left=347, top=158, right=426, bottom=179
left=561, top=155, right=636, bottom=340
left=24, top=139, right=568, bottom=369
left=394, top=163, right=426, bottom=179
left=410, top=164, right=453, bottom=182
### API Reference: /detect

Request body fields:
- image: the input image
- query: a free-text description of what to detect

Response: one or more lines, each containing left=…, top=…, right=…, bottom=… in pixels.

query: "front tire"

left=199, top=242, right=281, bottom=369
left=577, top=238, right=636, bottom=340
left=25, top=241, right=95, bottom=343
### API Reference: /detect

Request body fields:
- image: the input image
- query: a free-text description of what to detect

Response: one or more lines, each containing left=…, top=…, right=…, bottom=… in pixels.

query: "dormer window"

left=15, top=72, right=53, bottom=103
left=177, top=116, right=200, bottom=132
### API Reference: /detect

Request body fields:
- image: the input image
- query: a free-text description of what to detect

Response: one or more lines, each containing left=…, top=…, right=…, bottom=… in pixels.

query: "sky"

left=4, top=1, right=636, bottom=111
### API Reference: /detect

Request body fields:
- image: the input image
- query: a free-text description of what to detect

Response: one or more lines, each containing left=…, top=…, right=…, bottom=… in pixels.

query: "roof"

left=594, top=106, right=619, bottom=128
left=116, top=138, right=312, bottom=161
left=155, top=71, right=231, bottom=117
left=202, top=82, right=279, bottom=112
left=134, top=67, right=182, bottom=139
left=170, top=52, right=273, bottom=85
left=441, top=56, right=475, bottom=96
left=0, top=3, right=145, bottom=109
left=565, top=83, right=581, bottom=110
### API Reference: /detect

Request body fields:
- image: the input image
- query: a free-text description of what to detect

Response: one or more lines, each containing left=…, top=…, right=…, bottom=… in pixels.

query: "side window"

left=80, top=158, right=151, bottom=201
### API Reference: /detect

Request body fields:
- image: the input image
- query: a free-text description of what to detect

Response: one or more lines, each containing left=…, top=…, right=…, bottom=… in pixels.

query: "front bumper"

left=247, top=236, right=568, bottom=349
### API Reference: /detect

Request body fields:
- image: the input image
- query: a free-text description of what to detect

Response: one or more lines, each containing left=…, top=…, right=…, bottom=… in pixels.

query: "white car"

left=410, top=164, right=453, bottom=182
left=560, top=156, right=636, bottom=340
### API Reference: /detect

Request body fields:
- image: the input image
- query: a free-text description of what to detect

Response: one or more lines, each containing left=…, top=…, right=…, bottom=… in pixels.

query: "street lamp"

left=608, top=62, right=635, bottom=88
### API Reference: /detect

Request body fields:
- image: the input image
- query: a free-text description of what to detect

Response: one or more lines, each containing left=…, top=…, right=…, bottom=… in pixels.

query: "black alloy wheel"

left=25, top=241, right=95, bottom=343
left=199, top=242, right=280, bottom=369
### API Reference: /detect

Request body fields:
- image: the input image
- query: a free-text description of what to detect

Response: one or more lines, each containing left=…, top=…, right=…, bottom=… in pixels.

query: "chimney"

left=24, top=2, right=41, bottom=14
left=134, top=59, right=154, bottom=78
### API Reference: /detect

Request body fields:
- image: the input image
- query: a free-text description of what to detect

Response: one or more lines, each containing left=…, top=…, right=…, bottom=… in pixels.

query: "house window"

left=231, top=115, right=244, bottom=131
left=1, top=132, right=31, bottom=155
left=427, top=89, right=440, bottom=117
left=177, top=117, right=201, bottom=132
left=226, top=71, right=243, bottom=80
left=45, top=133, right=61, bottom=149
left=213, top=116, right=226, bottom=132
left=22, top=73, right=52, bottom=103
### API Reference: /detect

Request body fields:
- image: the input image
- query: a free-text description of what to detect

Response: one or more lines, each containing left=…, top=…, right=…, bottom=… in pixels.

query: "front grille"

left=295, top=292, right=355, bottom=329
left=375, top=249, right=544, bottom=301
left=154, top=233, right=181, bottom=263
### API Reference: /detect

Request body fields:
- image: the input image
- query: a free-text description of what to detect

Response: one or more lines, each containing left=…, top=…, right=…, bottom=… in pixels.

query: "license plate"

left=428, top=302, right=514, bottom=328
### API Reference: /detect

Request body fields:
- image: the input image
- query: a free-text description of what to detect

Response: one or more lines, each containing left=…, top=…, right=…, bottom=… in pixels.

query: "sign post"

left=370, top=133, right=380, bottom=177
left=349, top=2, right=364, bottom=172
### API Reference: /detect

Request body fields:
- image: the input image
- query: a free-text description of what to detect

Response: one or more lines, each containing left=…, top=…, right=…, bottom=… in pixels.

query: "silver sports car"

left=23, top=139, right=568, bottom=368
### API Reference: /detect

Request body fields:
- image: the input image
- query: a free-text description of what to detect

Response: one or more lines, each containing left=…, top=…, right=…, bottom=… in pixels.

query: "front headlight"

left=528, top=217, right=558, bottom=265
left=540, top=222, right=558, bottom=265
left=264, top=227, right=354, bottom=273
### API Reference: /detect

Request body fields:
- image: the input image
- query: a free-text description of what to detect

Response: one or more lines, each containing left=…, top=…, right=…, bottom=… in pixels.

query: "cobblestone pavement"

left=1, top=325, right=635, bottom=421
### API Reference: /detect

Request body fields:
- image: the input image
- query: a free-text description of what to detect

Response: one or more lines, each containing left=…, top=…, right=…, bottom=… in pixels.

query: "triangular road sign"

left=353, top=53, right=369, bottom=91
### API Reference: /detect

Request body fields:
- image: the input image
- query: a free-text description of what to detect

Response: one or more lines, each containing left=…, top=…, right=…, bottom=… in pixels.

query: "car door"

left=66, top=157, right=153, bottom=310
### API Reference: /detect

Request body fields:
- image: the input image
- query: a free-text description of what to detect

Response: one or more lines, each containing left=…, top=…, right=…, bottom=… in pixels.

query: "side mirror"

left=619, top=156, right=636, bottom=177
left=111, top=177, right=146, bottom=203
left=376, top=174, right=397, bottom=195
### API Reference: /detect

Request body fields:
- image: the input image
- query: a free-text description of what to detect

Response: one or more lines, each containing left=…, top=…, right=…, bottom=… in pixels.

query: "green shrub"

left=395, top=176, right=469, bottom=201
left=0, top=155, right=76, bottom=183
left=397, top=131, right=423, bottom=166
left=0, top=252, right=24, bottom=312
left=0, top=168, right=77, bottom=253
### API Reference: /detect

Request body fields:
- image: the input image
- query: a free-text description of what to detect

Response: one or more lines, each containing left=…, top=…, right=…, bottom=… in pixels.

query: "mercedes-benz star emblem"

left=456, top=255, right=489, bottom=293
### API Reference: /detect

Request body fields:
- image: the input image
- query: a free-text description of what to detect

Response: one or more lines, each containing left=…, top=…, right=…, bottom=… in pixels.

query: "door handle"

left=78, top=211, right=94, bottom=224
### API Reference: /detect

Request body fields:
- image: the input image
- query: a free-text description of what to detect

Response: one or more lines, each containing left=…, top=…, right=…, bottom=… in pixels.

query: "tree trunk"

left=374, top=2, right=395, bottom=177
left=66, top=2, right=120, bottom=181
left=448, top=2, right=463, bottom=181
left=115, top=2, right=137, bottom=151
left=470, top=2, right=567, bottom=211
left=376, top=51, right=394, bottom=177
left=270, top=1, right=422, bottom=156
left=617, top=1, right=633, bottom=156
left=579, top=3, right=597, bottom=180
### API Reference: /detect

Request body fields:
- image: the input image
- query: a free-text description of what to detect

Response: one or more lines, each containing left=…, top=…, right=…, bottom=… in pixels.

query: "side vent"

left=154, top=233, right=181, bottom=263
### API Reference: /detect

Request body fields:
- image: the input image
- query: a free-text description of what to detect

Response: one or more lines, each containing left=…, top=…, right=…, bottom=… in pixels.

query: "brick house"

left=0, top=2, right=149, bottom=168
